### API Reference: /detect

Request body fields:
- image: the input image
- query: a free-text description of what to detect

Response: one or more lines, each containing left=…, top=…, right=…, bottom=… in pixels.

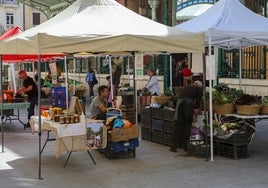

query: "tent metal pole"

left=169, top=55, right=172, bottom=90
left=239, top=48, right=242, bottom=89
left=64, top=56, right=69, bottom=111
left=73, top=57, right=76, bottom=95
left=109, top=56, right=114, bottom=107
left=1, top=54, right=4, bottom=153
left=38, top=53, right=43, bottom=179
left=209, top=33, right=214, bottom=162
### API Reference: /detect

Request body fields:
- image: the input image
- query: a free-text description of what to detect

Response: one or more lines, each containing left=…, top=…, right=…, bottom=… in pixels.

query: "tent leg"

left=63, top=152, right=72, bottom=168
left=87, top=151, right=96, bottom=165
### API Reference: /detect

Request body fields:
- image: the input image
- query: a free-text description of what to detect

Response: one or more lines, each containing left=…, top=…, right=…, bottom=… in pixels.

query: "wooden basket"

left=213, top=103, right=235, bottom=115
left=236, top=105, right=262, bottom=115
left=153, top=96, right=171, bottom=104
left=260, top=104, right=268, bottom=114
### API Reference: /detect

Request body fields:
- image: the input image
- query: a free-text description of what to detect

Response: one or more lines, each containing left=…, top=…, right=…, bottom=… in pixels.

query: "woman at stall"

left=143, top=68, right=159, bottom=96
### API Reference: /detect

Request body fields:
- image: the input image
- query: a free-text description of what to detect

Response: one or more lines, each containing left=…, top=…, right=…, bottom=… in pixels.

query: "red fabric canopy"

left=0, top=26, right=22, bottom=40
left=0, top=27, right=64, bottom=62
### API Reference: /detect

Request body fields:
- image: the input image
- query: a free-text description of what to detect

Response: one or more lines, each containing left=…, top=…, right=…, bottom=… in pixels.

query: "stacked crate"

left=119, top=94, right=136, bottom=124
left=162, top=108, right=176, bottom=146
left=151, top=108, right=164, bottom=144
left=212, top=117, right=255, bottom=159
left=140, top=107, right=152, bottom=141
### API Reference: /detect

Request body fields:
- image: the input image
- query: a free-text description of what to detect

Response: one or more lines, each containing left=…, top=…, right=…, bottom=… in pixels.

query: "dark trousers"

left=172, top=100, right=193, bottom=151
left=88, top=82, right=94, bottom=96
left=28, top=96, right=38, bottom=121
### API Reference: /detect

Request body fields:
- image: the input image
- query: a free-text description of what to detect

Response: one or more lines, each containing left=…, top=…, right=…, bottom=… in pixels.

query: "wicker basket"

left=213, top=103, right=235, bottom=115
left=260, top=104, right=268, bottom=114
left=153, top=96, right=171, bottom=104
left=236, top=105, right=262, bottom=115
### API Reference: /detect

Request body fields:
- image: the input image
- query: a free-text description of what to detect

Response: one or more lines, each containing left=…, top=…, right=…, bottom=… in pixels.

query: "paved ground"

left=1, top=99, right=268, bottom=188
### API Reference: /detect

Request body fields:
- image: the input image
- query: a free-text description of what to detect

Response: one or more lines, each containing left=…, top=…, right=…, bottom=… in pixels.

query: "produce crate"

left=141, top=107, right=151, bottom=116
left=162, top=108, right=175, bottom=121
left=104, top=138, right=139, bottom=159
left=163, top=120, right=174, bottom=134
left=163, top=133, right=173, bottom=146
left=218, top=142, right=249, bottom=159
left=141, top=127, right=152, bottom=141
left=152, top=130, right=163, bottom=144
left=151, top=107, right=163, bottom=119
left=215, top=129, right=253, bottom=146
left=151, top=119, right=163, bottom=132
left=140, top=116, right=151, bottom=128
left=187, top=141, right=210, bottom=158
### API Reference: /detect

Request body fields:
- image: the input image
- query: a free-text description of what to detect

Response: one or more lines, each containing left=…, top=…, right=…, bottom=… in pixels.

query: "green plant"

left=208, top=83, right=244, bottom=104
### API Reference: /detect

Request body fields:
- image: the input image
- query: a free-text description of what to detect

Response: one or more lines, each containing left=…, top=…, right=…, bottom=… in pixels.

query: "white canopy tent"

left=0, top=0, right=205, bottom=179
left=0, top=0, right=204, bottom=54
left=176, top=0, right=268, bottom=161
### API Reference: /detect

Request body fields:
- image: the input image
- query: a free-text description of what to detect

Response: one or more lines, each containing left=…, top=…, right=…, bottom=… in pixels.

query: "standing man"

left=170, top=80, right=203, bottom=153
left=16, top=70, right=38, bottom=127
left=89, top=85, right=110, bottom=120
left=85, top=67, right=96, bottom=97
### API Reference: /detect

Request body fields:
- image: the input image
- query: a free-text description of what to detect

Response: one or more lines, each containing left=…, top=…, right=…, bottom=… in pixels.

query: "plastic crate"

left=215, top=129, right=254, bottom=146
left=141, top=107, right=151, bottom=116
left=152, top=119, right=163, bottom=132
left=141, top=127, right=152, bottom=141
left=140, top=117, right=151, bottom=128
left=152, top=130, right=163, bottom=144
left=104, top=138, right=139, bottom=159
left=163, top=133, right=173, bottom=146
left=218, top=142, right=249, bottom=159
left=163, top=120, right=174, bottom=134
left=151, top=107, right=163, bottom=119
left=162, top=108, right=175, bottom=121
left=187, top=141, right=210, bottom=158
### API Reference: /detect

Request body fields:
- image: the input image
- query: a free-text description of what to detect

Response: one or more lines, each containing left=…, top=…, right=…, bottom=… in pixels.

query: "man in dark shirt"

left=16, top=70, right=38, bottom=127
left=170, top=80, right=203, bottom=153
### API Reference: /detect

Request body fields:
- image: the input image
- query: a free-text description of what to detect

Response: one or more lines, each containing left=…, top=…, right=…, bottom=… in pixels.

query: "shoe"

left=170, top=147, right=177, bottom=152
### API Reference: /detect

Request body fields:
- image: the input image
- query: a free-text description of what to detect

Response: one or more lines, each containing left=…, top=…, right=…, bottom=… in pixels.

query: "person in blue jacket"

left=85, top=67, right=96, bottom=97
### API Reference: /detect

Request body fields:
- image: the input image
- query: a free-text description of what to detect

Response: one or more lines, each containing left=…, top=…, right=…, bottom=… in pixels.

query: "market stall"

left=0, top=0, right=204, bottom=178
left=176, top=0, right=268, bottom=161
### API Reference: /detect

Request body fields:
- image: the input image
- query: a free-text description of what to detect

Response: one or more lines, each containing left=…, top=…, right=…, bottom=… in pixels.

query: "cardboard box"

left=109, top=124, right=139, bottom=142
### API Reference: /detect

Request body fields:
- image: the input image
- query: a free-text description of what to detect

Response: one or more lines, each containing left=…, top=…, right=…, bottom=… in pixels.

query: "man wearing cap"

left=170, top=80, right=203, bottom=153
left=16, top=70, right=38, bottom=127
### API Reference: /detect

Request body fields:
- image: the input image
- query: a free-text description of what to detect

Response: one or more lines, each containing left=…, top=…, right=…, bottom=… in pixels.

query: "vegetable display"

left=209, top=83, right=243, bottom=104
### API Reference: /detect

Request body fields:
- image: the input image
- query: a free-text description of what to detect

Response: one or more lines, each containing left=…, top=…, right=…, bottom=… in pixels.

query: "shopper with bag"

left=85, top=67, right=97, bottom=97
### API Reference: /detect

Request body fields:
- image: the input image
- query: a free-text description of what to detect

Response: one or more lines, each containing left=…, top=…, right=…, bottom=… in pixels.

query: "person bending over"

left=170, top=80, right=203, bottom=153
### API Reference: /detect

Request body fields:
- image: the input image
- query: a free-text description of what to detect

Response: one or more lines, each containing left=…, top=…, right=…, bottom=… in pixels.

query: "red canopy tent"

left=0, top=27, right=63, bottom=62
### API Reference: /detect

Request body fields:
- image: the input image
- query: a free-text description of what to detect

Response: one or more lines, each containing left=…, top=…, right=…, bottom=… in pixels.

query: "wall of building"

left=23, top=5, right=47, bottom=30
left=0, top=2, right=23, bottom=32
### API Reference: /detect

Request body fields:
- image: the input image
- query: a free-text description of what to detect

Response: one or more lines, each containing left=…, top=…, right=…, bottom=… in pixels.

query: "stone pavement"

left=1, top=101, right=268, bottom=188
